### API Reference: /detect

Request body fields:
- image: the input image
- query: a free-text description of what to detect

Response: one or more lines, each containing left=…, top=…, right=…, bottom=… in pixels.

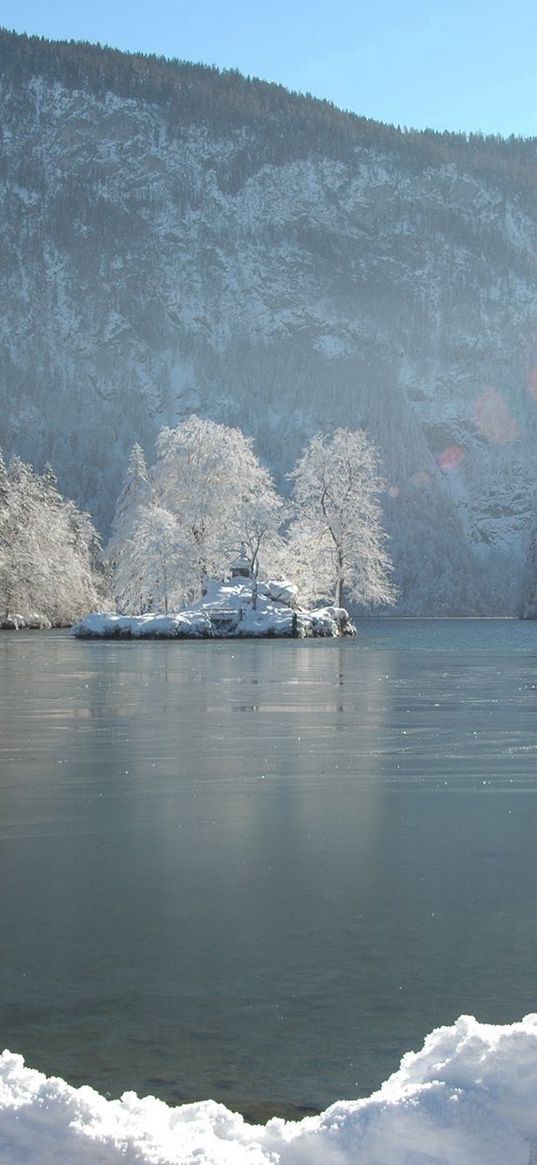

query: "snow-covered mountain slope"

left=1, top=30, right=537, bottom=612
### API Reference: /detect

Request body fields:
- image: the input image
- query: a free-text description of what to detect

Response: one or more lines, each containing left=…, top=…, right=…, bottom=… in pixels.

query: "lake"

left=1, top=619, right=537, bottom=1121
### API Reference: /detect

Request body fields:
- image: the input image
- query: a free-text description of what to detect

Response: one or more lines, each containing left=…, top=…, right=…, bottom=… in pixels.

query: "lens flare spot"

left=412, top=470, right=430, bottom=488
left=474, top=388, right=518, bottom=443
left=437, top=445, right=464, bottom=471
left=387, top=484, right=400, bottom=498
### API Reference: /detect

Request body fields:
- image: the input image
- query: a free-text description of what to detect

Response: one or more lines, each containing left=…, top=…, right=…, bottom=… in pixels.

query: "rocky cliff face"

left=1, top=30, right=537, bottom=612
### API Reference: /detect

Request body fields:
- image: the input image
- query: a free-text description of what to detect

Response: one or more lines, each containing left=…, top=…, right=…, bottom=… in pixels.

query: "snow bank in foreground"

left=3, top=1015, right=537, bottom=1164
left=71, top=578, right=356, bottom=639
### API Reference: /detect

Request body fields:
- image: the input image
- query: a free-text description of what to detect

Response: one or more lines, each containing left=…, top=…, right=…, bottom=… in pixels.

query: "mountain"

left=1, top=28, right=537, bottom=613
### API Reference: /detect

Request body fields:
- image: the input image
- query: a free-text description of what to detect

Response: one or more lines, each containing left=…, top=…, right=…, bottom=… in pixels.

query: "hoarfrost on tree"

left=107, top=417, right=285, bottom=614
left=288, top=427, right=397, bottom=610
left=0, top=449, right=104, bottom=626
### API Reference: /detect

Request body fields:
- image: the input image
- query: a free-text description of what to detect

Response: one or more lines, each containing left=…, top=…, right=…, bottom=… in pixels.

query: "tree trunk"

left=336, top=552, right=344, bottom=608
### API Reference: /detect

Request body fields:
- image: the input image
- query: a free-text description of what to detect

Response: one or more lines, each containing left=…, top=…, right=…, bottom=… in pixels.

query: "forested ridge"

left=2, top=28, right=537, bottom=192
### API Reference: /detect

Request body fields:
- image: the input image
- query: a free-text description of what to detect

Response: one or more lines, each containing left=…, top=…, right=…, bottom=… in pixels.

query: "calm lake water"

left=2, top=619, right=537, bottom=1120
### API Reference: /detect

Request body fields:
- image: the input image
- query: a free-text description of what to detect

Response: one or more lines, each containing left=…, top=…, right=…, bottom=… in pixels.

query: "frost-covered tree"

left=0, top=451, right=19, bottom=613
left=106, top=443, right=154, bottom=612
left=0, top=452, right=104, bottom=624
left=59, top=496, right=108, bottom=622
left=235, top=488, right=288, bottom=583
left=106, top=443, right=150, bottom=565
left=107, top=419, right=284, bottom=612
left=111, top=503, right=188, bottom=615
left=153, top=416, right=284, bottom=597
left=288, top=428, right=396, bottom=609
left=0, top=457, right=53, bottom=618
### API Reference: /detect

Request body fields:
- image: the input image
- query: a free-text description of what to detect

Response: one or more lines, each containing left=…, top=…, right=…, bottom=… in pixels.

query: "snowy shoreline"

left=0, top=614, right=61, bottom=631
left=2, top=1015, right=537, bottom=1164
left=71, top=578, right=356, bottom=640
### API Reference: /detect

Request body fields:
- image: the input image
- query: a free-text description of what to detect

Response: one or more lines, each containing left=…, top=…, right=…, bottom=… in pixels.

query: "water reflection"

left=2, top=627, right=537, bottom=1117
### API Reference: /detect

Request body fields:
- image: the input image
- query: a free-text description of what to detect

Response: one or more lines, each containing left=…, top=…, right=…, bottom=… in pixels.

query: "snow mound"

left=71, top=578, right=356, bottom=639
left=2, top=1015, right=537, bottom=1164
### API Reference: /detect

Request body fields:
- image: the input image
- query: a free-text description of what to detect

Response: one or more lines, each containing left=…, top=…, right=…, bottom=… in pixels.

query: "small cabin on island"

left=230, top=545, right=252, bottom=580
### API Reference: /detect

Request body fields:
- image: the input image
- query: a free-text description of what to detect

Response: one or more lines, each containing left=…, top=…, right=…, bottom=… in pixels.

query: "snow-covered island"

left=71, top=566, right=356, bottom=641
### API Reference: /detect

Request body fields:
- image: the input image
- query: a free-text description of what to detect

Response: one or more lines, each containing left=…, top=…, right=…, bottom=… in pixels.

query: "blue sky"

left=2, top=0, right=537, bottom=137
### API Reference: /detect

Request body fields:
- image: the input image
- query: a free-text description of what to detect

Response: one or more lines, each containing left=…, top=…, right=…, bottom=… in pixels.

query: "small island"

left=72, top=553, right=356, bottom=640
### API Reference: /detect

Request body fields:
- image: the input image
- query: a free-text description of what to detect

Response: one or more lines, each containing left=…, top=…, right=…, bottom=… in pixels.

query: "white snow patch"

left=2, top=1015, right=537, bottom=1163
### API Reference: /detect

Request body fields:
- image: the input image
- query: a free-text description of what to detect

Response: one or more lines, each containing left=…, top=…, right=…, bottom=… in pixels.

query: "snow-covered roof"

left=229, top=553, right=251, bottom=573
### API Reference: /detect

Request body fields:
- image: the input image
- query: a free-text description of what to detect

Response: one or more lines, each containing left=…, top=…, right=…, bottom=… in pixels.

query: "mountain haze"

left=2, top=29, right=537, bottom=612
